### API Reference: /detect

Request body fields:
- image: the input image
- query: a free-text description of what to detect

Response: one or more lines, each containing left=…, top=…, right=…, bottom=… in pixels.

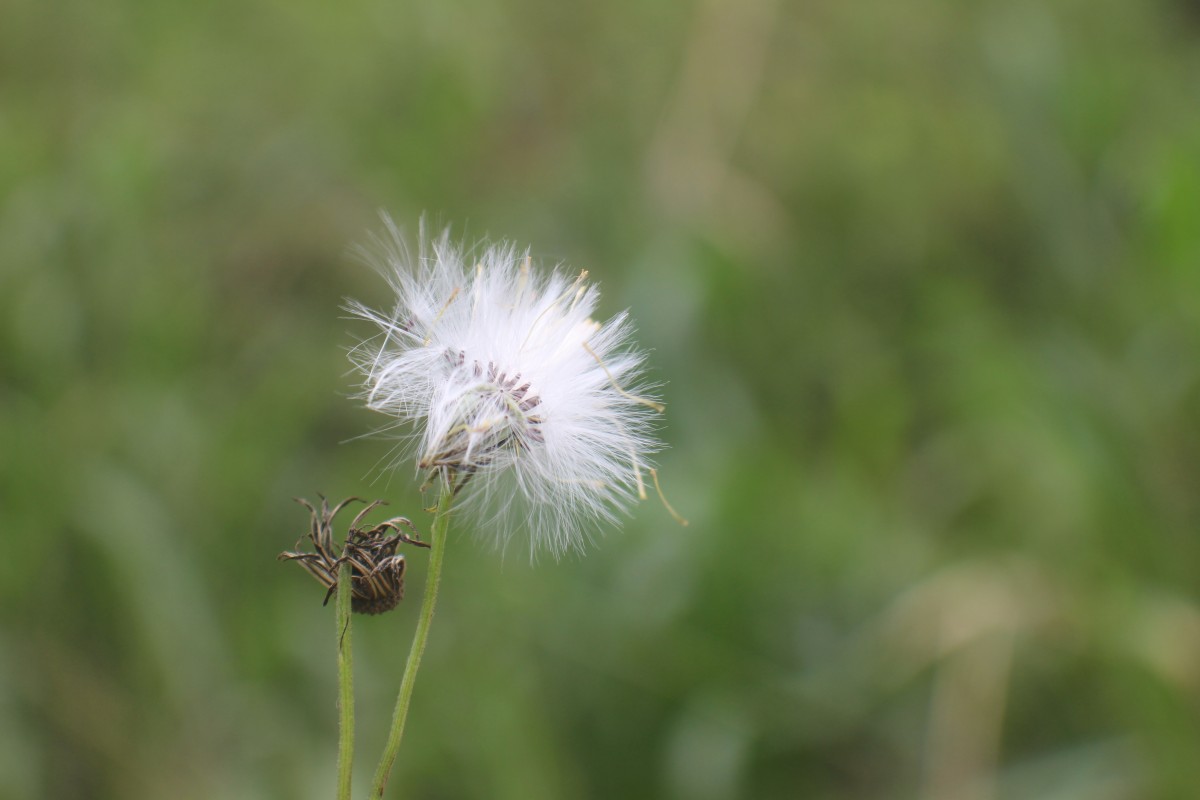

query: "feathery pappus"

left=347, top=218, right=674, bottom=556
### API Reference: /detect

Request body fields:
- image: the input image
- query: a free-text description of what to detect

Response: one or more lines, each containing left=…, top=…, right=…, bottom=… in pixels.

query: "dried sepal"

left=279, top=496, right=430, bottom=615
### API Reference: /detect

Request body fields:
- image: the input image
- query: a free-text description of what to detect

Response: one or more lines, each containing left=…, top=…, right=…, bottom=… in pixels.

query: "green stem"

left=369, top=489, right=453, bottom=799
left=335, top=558, right=355, bottom=800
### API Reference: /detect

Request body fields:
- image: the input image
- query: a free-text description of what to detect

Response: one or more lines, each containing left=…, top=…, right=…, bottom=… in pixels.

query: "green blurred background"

left=3, top=0, right=1200, bottom=797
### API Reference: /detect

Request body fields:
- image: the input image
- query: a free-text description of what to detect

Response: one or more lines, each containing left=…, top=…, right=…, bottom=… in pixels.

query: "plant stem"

left=369, top=489, right=453, bottom=799
left=335, top=557, right=355, bottom=800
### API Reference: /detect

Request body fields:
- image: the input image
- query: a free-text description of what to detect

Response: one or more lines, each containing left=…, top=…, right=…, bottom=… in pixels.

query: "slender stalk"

left=369, top=489, right=454, bottom=799
left=334, top=558, right=355, bottom=800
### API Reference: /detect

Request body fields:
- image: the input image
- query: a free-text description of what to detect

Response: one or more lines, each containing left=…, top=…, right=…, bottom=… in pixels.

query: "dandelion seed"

left=347, top=217, right=663, bottom=556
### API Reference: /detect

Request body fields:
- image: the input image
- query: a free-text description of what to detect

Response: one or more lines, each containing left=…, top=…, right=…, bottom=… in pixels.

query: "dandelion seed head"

left=348, top=218, right=662, bottom=556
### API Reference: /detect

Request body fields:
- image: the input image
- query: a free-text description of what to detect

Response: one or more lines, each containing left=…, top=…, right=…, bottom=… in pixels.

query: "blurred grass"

left=3, top=0, right=1200, bottom=798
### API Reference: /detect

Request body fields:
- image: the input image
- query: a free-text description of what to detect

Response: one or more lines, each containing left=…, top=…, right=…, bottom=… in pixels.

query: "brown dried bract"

left=279, top=496, right=430, bottom=616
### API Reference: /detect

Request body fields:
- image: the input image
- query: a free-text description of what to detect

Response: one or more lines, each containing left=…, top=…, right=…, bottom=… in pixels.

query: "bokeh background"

left=3, top=0, right=1200, bottom=798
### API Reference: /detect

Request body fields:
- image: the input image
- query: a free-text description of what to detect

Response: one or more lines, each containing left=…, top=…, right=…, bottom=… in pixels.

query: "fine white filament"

left=348, top=218, right=662, bottom=556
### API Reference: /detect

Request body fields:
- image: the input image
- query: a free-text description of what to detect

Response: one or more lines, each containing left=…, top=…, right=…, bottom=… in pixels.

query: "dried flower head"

left=348, top=219, right=665, bottom=555
left=280, top=496, right=430, bottom=615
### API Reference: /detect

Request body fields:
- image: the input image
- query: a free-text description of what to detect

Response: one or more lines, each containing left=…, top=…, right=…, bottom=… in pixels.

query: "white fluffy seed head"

left=347, top=218, right=662, bottom=557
